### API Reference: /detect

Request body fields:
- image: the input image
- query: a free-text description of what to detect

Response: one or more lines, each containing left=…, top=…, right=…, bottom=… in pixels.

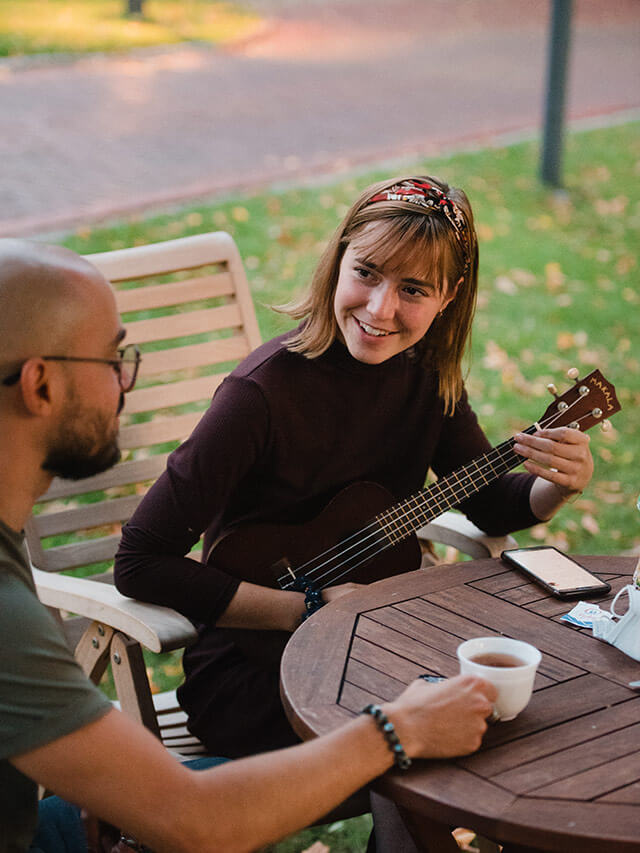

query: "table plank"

left=463, top=674, right=634, bottom=750
left=459, top=697, right=640, bottom=776
left=598, top=781, right=640, bottom=805
left=495, top=798, right=640, bottom=852
left=492, top=720, right=640, bottom=794
left=344, top=657, right=409, bottom=700
left=531, top=750, right=640, bottom=800
left=349, top=635, right=426, bottom=683
left=429, top=585, right=639, bottom=686
left=355, top=615, right=460, bottom=676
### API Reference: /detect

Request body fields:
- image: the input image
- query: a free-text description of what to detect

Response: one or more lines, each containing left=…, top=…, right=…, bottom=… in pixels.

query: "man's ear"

left=19, top=359, right=54, bottom=416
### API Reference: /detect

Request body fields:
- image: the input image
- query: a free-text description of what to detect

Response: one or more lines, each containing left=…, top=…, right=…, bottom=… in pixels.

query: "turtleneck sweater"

left=115, top=331, right=536, bottom=756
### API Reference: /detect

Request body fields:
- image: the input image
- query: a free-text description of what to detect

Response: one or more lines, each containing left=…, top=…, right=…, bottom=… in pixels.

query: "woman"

left=114, top=176, right=593, bottom=759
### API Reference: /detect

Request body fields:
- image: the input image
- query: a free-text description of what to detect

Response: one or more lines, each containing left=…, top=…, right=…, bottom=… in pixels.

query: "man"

left=0, top=238, right=496, bottom=853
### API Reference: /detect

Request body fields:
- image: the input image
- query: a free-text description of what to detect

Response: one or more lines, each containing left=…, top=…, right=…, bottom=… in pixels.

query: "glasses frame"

left=1, top=344, right=141, bottom=392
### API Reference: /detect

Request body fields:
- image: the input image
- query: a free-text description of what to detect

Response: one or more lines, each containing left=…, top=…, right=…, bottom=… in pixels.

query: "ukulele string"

left=277, top=400, right=591, bottom=589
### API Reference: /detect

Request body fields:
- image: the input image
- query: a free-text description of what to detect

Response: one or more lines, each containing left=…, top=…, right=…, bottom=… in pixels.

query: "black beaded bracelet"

left=290, top=574, right=325, bottom=621
left=360, top=703, right=412, bottom=771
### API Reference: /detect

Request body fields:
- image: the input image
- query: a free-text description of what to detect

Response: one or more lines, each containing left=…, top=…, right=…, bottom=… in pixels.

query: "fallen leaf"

left=581, top=514, right=600, bottom=535
left=545, top=262, right=565, bottom=291
left=556, top=332, right=574, bottom=350
left=495, top=275, right=517, bottom=294
left=232, top=206, right=250, bottom=222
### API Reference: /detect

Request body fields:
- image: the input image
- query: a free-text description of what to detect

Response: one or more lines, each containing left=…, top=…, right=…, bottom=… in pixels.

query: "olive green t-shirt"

left=0, top=518, right=111, bottom=853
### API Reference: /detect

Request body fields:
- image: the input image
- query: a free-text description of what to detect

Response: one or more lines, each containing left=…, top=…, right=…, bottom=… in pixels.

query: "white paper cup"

left=457, top=637, right=541, bottom=721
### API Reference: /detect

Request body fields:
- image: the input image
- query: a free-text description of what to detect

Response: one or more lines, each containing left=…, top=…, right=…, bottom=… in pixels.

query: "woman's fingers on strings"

left=514, top=427, right=593, bottom=489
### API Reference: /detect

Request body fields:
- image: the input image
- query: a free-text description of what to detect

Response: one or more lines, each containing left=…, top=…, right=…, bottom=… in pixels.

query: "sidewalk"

left=1, top=0, right=638, bottom=237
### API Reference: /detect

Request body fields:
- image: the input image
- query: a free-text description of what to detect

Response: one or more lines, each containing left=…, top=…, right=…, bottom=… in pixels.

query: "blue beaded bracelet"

left=360, top=704, right=412, bottom=771
left=290, top=574, right=325, bottom=621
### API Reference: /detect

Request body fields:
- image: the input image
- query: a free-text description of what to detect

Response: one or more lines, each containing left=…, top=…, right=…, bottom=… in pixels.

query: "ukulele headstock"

left=538, top=368, right=621, bottom=433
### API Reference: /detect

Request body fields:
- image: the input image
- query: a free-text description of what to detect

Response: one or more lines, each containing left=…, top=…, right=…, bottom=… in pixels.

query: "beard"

left=42, top=394, right=122, bottom=481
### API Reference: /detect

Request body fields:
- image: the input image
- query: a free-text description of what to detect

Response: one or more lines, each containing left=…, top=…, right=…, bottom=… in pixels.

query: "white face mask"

left=592, top=585, right=640, bottom=662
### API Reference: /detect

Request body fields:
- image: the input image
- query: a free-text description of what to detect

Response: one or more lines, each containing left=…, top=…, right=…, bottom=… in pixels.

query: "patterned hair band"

left=367, top=179, right=471, bottom=273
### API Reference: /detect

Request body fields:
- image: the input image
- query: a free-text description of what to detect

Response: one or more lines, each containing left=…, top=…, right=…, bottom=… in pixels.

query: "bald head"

left=0, top=239, right=115, bottom=370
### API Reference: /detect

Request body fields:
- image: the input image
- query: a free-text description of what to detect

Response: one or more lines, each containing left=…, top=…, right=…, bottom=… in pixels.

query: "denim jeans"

left=30, top=756, right=229, bottom=853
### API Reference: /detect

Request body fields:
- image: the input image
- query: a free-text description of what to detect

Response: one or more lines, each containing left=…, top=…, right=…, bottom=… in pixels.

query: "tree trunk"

left=126, top=0, right=144, bottom=15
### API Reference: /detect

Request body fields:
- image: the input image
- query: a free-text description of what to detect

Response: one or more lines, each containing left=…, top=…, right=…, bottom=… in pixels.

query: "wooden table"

left=280, top=556, right=640, bottom=852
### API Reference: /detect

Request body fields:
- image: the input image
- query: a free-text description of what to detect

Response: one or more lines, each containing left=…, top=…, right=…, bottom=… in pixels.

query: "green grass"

left=65, top=120, right=640, bottom=560
left=0, top=0, right=260, bottom=57
left=61, top=120, right=639, bottom=852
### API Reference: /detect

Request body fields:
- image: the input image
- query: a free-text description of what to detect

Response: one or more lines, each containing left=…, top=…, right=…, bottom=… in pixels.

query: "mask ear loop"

left=610, top=585, right=631, bottom=618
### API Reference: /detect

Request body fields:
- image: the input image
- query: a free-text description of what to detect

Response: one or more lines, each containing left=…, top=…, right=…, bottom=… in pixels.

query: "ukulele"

left=206, top=368, right=620, bottom=666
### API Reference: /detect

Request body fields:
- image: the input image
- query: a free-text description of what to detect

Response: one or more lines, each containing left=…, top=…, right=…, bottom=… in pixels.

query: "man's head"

left=0, top=239, right=129, bottom=480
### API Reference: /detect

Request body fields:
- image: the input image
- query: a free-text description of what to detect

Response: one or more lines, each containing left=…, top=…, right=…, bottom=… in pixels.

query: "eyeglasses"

left=1, top=343, right=141, bottom=392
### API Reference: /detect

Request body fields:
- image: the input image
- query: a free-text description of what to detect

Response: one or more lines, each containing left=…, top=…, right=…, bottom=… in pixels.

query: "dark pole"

left=540, top=0, right=573, bottom=187
left=126, top=0, right=144, bottom=15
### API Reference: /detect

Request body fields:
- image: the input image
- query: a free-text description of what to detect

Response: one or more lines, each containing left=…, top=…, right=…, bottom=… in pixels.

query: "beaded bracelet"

left=290, top=574, right=325, bottom=621
left=360, top=703, right=412, bottom=770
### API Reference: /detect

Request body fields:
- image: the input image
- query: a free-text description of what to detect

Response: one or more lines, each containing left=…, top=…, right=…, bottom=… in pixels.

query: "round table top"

left=280, top=555, right=640, bottom=852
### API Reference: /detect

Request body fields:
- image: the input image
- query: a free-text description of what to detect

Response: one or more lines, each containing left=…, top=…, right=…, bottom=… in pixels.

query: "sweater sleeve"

left=114, top=376, right=270, bottom=625
left=431, top=388, right=538, bottom=537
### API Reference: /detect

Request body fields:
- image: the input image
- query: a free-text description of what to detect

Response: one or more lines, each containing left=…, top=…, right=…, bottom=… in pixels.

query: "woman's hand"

left=514, top=426, right=593, bottom=493
left=514, top=426, right=594, bottom=520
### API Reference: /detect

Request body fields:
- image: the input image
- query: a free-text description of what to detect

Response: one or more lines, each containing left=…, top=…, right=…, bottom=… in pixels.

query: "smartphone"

left=501, top=547, right=611, bottom=599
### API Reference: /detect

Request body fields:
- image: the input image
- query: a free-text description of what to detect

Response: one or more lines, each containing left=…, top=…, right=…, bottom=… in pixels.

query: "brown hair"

left=278, top=175, right=479, bottom=414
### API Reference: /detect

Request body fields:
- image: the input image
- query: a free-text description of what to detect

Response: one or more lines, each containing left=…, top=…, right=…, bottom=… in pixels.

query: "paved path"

left=1, top=0, right=638, bottom=236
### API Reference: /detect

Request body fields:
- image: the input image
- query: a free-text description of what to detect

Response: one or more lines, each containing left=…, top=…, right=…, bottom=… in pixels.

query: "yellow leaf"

left=556, top=332, right=574, bottom=351
left=545, top=262, right=565, bottom=291
left=232, top=206, right=250, bottom=223
left=476, top=223, right=494, bottom=241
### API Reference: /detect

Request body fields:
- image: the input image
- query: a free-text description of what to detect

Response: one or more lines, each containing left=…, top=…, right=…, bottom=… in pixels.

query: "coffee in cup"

left=457, top=637, right=541, bottom=721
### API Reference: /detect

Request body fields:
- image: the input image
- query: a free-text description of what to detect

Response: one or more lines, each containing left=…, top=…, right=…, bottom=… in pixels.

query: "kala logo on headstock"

left=587, top=372, right=618, bottom=413
left=541, top=368, right=621, bottom=433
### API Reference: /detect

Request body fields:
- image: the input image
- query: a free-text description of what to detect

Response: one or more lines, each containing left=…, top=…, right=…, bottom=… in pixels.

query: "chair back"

left=26, top=232, right=261, bottom=581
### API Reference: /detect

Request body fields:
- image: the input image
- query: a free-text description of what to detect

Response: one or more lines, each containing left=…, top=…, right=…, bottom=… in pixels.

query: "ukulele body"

left=205, top=482, right=422, bottom=668
left=207, top=480, right=422, bottom=588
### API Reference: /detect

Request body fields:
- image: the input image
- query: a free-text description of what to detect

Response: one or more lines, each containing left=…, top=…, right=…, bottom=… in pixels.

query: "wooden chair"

left=28, top=230, right=516, bottom=760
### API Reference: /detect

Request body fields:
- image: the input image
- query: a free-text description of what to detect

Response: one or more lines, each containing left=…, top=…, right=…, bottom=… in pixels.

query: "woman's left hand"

left=513, top=426, right=594, bottom=496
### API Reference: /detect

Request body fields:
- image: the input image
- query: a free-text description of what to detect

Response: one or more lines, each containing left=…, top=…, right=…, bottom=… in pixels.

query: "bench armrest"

left=416, top=510, right=518, bottom=560
left=33, top=567, right=197, bottom=653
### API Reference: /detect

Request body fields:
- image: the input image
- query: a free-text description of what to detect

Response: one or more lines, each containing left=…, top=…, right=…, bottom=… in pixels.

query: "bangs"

left=346, top=215, right=458, bottom=295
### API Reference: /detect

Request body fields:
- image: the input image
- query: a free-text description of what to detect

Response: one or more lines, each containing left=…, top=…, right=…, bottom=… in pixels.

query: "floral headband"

left=367, top=179, right=471, bottom=273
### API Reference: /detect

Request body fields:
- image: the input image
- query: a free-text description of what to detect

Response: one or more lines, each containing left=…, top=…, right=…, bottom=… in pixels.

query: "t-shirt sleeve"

left=431, top=388, right=538, bottom=536
left=0, top=573, right=111, bottom=759
left=114, top=375, right=270, bottom=625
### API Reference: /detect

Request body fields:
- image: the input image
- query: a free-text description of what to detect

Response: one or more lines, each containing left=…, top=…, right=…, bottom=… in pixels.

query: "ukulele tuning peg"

left=567, top=367, right=580, bottom=382
left=592, top=408, right=603, bottom=419
left=547, top=383, right=559, bottom=398
left=600, top=420, right=612, bottom=432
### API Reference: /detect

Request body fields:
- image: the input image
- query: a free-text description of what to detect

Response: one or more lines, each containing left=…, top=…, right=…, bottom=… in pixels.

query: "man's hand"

left=384, top=674, right=497, bottom=759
